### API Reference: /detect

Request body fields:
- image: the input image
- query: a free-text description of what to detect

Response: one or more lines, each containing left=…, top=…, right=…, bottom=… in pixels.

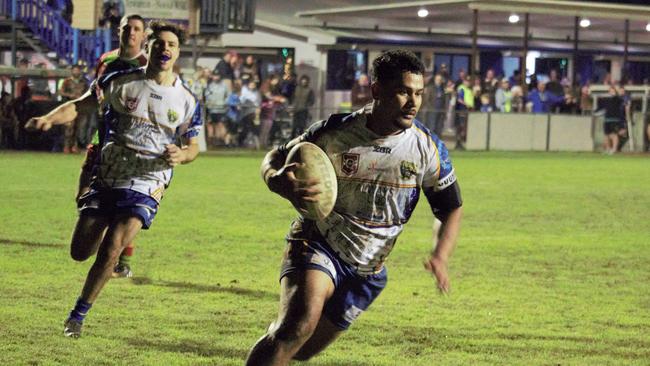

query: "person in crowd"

left=598, top=86, right=623, bottom=154
left=510, top=85, right=525, bottom=113
left=241, top=55, right=261, bottom=84
left=616, top=84, right=631, bottom=152
left=239, top=79, right=261, bottom=147
left=204, top=72, right=230, bottom=147
left=225, top=79, right=242, bottom=146
left=351, top=73, right=372, bottom=110
left=214, top=51, right=236, bottom=91
left=454, top=68, right=467, bottom=89
left=527, top=82, right=565, bottom=113
left=472, top=76, right=482, bottom=110
left=546, top=69, right=564, bottom=98
left=479, top=94, right=492, bottom=113
left=59, top=64, right=89, bottom=153
left=423, top=73, right=447, bottom=136
left=495, top=78, right=512, bottom=113
left=482, top=69, right=498, bottom=108
left=290, top=75, right=315, bottom=138
left=579, top=84, right=593, bottom=115
left=455, top=75, right=474, bottom=149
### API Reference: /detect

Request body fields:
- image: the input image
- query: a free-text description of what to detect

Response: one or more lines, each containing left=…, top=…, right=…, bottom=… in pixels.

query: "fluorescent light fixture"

left=580, top=18, right=591, bottom=28
left=418, top=8, right=429, bottom=18
left=508, top=14, right=519, bottom=23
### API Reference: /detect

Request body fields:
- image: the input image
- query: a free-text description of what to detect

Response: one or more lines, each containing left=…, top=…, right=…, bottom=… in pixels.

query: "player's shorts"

left=77, top=188, right=159, bottom=229
left=208, top=112, right=225, bottom=124
left=280, top=233, right=387, bottom=330
left=604, top=119, right=620, bottom=134
left=81, top=144, right=100, bottom=174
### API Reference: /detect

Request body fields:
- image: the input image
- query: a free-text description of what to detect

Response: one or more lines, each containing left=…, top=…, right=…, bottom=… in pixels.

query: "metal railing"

left=0, top=0, right=111, bottom=66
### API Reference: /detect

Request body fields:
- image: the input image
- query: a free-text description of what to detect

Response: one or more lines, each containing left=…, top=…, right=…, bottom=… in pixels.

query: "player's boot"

left=112, top=264, right=133, bottom=278
left=63, top=318, right=83, bottom=338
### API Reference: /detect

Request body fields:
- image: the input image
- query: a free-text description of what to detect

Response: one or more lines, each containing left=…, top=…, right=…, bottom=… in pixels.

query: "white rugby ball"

left=286, top=142, right=338, bottom=220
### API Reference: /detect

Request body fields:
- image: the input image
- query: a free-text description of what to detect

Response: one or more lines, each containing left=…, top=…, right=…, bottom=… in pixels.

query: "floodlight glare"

left=580, top=18, right=591, bottom=28
left=418, top=9, right=429, bottom=18
left=646, top=22, right=650, bottom=32
left=509, top=14, right=520, bottom=23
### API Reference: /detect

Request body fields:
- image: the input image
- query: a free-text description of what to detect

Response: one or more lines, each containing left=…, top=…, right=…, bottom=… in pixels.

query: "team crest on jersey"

left=341, top=153, right=359, bottom=175
left=400, top=161, right=417, bottom=179
left=125, top=97, right=139, bottom=112
left=167, top=109, right=178, bottom=123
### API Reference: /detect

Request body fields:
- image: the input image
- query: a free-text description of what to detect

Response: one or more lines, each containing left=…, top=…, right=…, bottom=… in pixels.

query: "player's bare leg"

left=69, top=215, right=110, bottom=261
left=246, top=269, right=335, bottom=366
left=64, top=215, right=142, bottom=338
left=80, top=216, right=142, bottom=302
left=292, top=316, right=344, bottom=361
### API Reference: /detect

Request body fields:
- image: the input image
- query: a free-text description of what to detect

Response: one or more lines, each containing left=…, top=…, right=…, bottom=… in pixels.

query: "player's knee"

left=70, top=248, right=90, bottom=262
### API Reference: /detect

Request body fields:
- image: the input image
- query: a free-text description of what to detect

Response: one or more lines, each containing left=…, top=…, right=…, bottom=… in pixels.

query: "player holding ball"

left=247, top=49, right=463, bottom=365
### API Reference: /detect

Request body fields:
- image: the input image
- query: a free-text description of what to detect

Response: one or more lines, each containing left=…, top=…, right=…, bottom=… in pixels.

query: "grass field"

left=1, top=150, right=649, bottom=366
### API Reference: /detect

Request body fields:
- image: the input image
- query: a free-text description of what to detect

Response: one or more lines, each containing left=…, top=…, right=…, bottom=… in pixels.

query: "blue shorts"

left=280, top=238, right=387, bottom=330
left=77, top=188, right=159, bottom=229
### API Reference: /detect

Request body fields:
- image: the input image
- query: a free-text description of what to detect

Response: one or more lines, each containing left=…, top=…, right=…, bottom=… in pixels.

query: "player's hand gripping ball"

left=286, top=142, right=338, bottom=220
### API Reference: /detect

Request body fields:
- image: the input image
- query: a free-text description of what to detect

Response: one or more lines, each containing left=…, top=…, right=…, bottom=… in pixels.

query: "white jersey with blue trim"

left=293, top=108, right=456, bottom=275
left=93, top=68, right=202, bottom=201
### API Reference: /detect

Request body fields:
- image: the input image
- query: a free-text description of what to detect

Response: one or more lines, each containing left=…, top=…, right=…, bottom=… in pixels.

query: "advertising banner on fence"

left=125, top=0, right=190, bottom=22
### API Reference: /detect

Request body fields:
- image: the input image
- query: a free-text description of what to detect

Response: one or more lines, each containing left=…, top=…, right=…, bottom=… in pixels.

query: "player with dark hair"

left=27, top=20, right=200, bottom=338
left=246, top=49, right=463, bottom=365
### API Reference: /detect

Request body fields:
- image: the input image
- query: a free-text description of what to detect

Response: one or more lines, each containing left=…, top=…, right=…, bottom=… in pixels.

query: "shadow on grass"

left=0, top=237, right=65, bottom=248
left=131, top=276, right=278, bottom=300
left=127, top=336, right=248, bottom=359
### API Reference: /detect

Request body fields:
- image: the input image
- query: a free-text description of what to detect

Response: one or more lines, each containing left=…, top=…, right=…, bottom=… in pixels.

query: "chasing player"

left=246, top=50, right=463, bottom=365
left=27, top=21, right=201, bottom=338
left=83, top=14, right=148, bottom=278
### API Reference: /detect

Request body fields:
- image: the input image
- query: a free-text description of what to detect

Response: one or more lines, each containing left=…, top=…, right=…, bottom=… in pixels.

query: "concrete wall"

left=467, top=112, right=597, bottom=152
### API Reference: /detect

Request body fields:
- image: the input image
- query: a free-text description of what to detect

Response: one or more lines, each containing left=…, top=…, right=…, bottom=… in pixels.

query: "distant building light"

left=418, top=9, right=429, bottom=18
left=580, top=18, right=591, bottom=28
left=508, top=14, right=520, bottom=24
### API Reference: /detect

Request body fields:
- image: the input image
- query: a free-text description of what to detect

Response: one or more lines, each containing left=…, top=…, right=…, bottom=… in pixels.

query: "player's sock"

left=68, top=297, right=92, bottom=323
left=118, top=244, right=134, bottom=267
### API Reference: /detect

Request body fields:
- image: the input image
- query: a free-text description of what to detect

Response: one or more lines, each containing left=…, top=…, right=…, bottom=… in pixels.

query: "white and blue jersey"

left=91, top=68, right=202, bottom=201
left=282, top=108, right=457, bottom=275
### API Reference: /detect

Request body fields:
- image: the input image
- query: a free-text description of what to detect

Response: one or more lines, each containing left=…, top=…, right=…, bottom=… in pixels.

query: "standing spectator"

left=204, top=73, right=229, bottom=147
left=0, top=91, right=17, bottom=149
left=438, top=63, right=450, bottom=84
left=59, top=64, right=88, bottom=152
left=15, top=58, right=30, bottom=99
left=29, top=64, right=53, bottom=101
left=423, top=73, right=447, bottom=136
left=47, top=0, right=73, bottom=23
left=455, top=75, right=474, bottom=149
left=454, top=68, right=467, bottom=88
left=479, top=94, right=492, bottom=112
left=350, top=73, right=372, bottom=110
left=225, top=80, right=242, bottom=146
left=239, top=79, right=261, bottom=147
left=495, top=79, right=512, bottom=112
left=241, top=55, right=260, bottom=84
left=510, top=85, right=525, bottom=113
left=214, top=51, right=236, bottom=91
left=546, top=69, right=564, bottom=98
left=472, top=76, right=482, bottom=110
left=579, top=84, right=593, bottom=115
left=482, top=69, right=498, bottom=107
left=259, top=74, right=287, bottom=147
left=290, top=75, right=315, bottom=138
left=527, top=82, right=564, bottom=113
left=99, top=1, right=122, bottom=34
left=616, top=84, right=631, bottom=152
left=597, top=86, right=623, bottom=154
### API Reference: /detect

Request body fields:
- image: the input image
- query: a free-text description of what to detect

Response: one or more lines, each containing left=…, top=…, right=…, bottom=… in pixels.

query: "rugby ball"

left=286, top=142, right=338, bottom=220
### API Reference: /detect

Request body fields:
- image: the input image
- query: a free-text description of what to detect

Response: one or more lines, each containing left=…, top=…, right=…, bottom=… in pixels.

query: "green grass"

left=1, top=150, right=649, bottom=365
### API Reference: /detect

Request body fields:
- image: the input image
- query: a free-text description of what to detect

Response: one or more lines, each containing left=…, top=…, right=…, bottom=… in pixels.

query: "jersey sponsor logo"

left=167, top=109, right=179, bottom=123
left=372, top=145, right=392, bottom=154
left=150, top=93, right=162, bottom=100
left=125, top=97, right=139, bottom=112
left=341, top=153, right=360, bottom=175
left=400, top=160, right=417, bottom=179
left=437, top=170, right=457, bottom=190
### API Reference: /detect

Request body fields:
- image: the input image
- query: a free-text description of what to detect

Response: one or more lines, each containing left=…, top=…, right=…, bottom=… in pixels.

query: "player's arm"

left=261, top=136, right=320, bottom=204
left=164, top=137, right=200, bottom=167
left=423, top=180, right=463, bottom=294
left=25, top=90, right=97, bottom=131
